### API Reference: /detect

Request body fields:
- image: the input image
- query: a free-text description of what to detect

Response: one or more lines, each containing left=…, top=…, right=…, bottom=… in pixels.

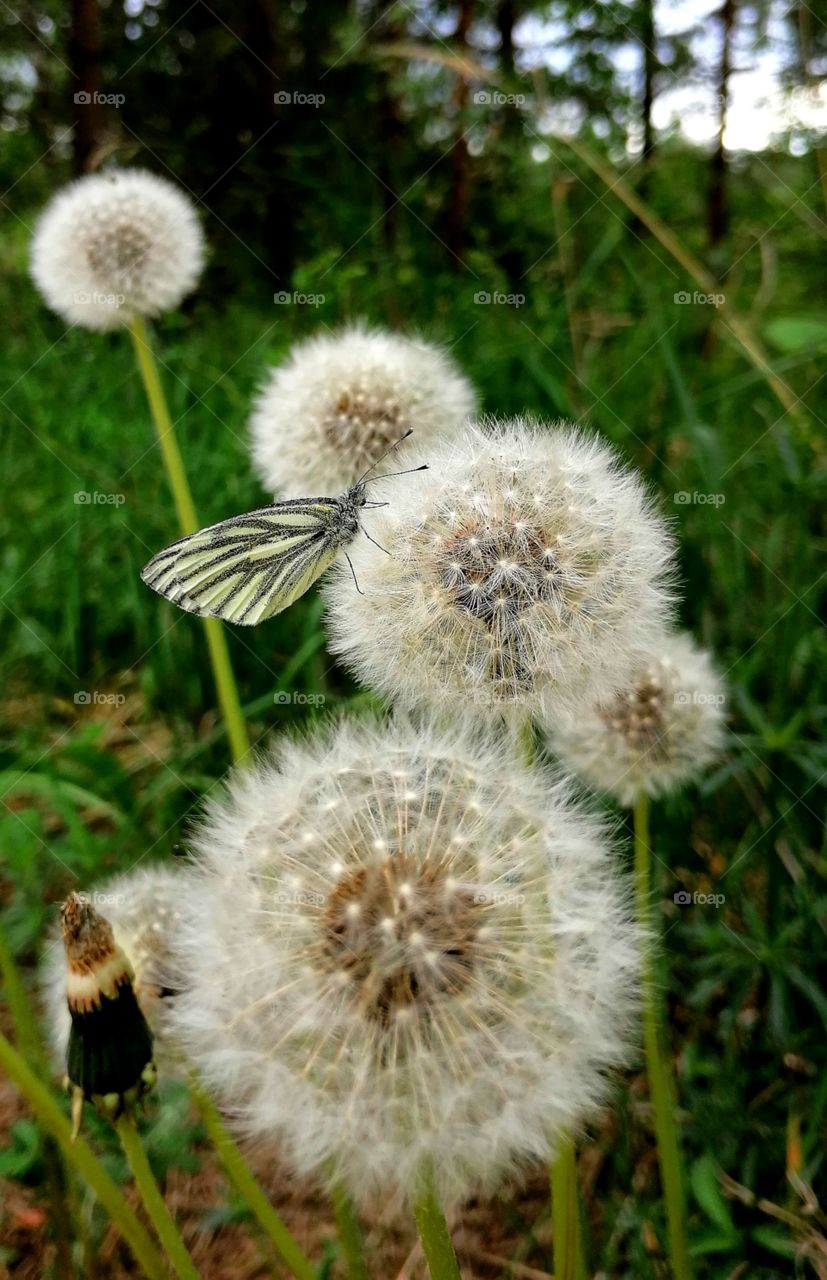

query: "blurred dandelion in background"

left=249, top=323, right=477, bottom=496
left=30, top=169, right=205, bottom=330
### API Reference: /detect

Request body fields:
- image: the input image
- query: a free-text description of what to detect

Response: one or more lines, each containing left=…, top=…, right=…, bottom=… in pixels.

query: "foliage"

left=1, top=0, right=826, bottom=1275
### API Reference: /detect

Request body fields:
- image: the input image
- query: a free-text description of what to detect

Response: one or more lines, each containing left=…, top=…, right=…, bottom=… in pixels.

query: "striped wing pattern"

left=141, top=499, right=342, bottom=626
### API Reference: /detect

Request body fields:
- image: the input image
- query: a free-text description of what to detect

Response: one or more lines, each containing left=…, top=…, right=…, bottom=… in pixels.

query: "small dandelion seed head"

left=30, top=169, right=205, bottom=331
left=249, top=323, right=477, bottom=496
left=42, top=864, right=186, bottom=1068
left=325, top=418, right=677, bottom=719
left=169, top=715, right=640, bottom=1207
left=546, top=630, right=727, bottom=806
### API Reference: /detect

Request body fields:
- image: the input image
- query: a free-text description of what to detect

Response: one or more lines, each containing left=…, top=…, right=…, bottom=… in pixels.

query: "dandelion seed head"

left=169, top=715, right=640, bottom=1206
left=30, top=169, right=205, bottom=331
left=547, top=631, right=726, bottom=806
left=249, top=324, right=477, bottom=496
left=325, top=418, right=676, bottom=718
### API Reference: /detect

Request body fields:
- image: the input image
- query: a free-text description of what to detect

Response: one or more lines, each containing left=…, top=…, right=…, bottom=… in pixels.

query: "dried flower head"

left=546, top=631, right=726, bottom=806
left=59, top=892, right=156, bottom=1135
left=31, top=169, right=205, bottom=331
left=249, top=324, right=476, bottom=495
left=170, top=716, right=639, bottom=1207
left=325, top=418, right=676, bottom=719
left=44, top=865, right=185, bottom=1070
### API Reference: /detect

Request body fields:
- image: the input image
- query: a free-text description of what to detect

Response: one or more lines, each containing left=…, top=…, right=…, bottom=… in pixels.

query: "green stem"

left=0, top=923, right=46, bottom=1071
left=633, top=794, right=693, bottom=1280
left=412, top=1168, right=461, bottom=1280
left=0, top=925, right=77, bottom=1279
left=115, top=1114, right=199, bottom=1280
left=550, top=1136, right=586, bottom=1280
left=330, top=1180, right=369, bottom=1280
left=128, top=314, right=250, bottom=765
left=0, top=1030, right=167, bottom=1280
left=190, top=1077, right=316, bottom=1280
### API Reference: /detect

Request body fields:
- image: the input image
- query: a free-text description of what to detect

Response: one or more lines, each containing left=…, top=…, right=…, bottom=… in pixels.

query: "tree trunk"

left=708, top=0, right=735, bottom=246
left=69, top=0, right=103, bottom=174
left=448, top=0, right=474, bottom=266
left=497, top=0, right=515, bottom=78
left=640, top=0, right=656, bottom=166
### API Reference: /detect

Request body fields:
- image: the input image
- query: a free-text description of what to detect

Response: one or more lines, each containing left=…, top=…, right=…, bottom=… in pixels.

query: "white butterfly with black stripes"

left=140, top=431, right=424, bottom=626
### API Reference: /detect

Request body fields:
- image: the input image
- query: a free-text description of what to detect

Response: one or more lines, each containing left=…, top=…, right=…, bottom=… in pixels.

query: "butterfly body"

left=141, top=483, right=369, bottom=626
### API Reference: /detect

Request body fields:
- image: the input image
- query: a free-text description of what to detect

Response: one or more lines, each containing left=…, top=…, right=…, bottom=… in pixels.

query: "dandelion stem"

left=189, top=1076, right=316, bottom=1280
left=412, top=1167, right=461, bottom=1280
left=128, top=314, right=250, bottom=764
left=115, top=1113, right=200, bottom=1280
left=550, top=1136, right=586, bottom=1280
left=515, top=720, right=588, bottom=1280
left=633, top=793, right=693, bottom=1280
left=330, top=1179, right=369, bottom=1280
left=0, top=1029, right=167, bottom=1280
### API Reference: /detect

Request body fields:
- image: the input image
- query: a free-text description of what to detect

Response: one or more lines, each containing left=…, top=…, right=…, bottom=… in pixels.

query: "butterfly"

left=140, top=431, right=425, bottom=626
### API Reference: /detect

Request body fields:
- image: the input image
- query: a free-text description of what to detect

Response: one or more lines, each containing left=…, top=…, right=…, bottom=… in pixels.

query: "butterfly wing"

left=141, top=500, right=343, bottom=625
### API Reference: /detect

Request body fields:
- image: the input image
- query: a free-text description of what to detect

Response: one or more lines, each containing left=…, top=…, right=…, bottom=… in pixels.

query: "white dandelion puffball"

left=170, top=715, right=640, bottom=1207
left=31, top=169, right=205, bottom=331
left=325, top=418, right=676, bottom=718
left=42, top=864, right=186, bottom=1068
left=547, top=631, right=726, bottom=807
left=249, top=324, right=477, bottom=495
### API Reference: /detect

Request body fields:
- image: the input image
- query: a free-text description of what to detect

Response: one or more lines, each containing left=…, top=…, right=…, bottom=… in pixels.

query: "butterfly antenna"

left=363, top=528, right=392, bottom=556
left=344, top=552, right=364, bottom=595
left=367, top=463, right=428, bottom=483
left=355, top=429, right=414, bottom=486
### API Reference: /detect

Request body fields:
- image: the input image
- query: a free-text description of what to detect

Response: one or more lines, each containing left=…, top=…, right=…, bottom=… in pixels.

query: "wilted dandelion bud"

left=249, top=324, right=476, bottom=495
left=547, top=631, right=726, bottom=806
left=59, top=891, right=156, bottom=1137
left=30, top=169, right=205, bottom=331
left=326, top=418, right=676, bottom=718
left=170, top=716, right=640, bottom=1207
left=45, top=865, right=184, bottom=1075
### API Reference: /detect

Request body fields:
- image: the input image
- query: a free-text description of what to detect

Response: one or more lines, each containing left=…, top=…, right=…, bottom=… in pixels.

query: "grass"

left=1, top=139, right=826, bottom=1276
